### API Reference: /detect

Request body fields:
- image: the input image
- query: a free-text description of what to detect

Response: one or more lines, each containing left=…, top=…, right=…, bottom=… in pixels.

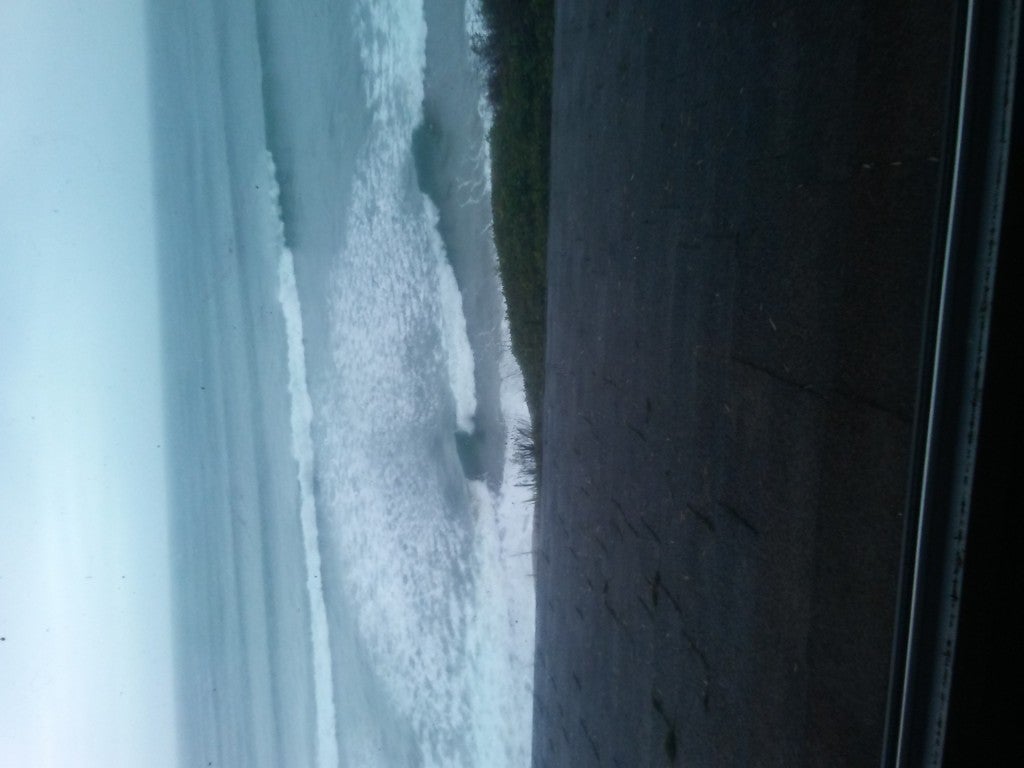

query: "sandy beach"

left=532, top=2, right=955, bottom=765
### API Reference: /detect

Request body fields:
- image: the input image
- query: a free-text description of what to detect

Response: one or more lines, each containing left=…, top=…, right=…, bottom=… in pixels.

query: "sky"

left=0, top=1, right=176, bottom=765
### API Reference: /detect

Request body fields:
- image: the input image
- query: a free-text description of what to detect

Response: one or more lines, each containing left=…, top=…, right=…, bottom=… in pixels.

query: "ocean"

left=146, top=1, right=534, bottom=765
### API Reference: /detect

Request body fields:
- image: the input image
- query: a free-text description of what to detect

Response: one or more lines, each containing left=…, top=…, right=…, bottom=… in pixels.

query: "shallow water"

left=147, top=1, right=534, bottom=765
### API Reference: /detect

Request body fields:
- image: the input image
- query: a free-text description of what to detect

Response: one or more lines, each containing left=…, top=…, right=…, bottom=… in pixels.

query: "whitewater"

left=148, top=0, right=535, bottom=765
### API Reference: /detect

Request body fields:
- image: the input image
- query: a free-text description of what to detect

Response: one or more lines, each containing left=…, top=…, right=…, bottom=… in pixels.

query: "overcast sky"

left=0, top=1, right=175, bottom=765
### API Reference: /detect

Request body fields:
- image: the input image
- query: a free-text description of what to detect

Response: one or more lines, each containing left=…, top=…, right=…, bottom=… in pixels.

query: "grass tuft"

left=511, top=418, right=539, bottom=498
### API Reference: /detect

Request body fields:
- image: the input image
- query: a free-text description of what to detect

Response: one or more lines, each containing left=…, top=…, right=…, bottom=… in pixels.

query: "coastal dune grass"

left=476, top=0, right=554, bottom=446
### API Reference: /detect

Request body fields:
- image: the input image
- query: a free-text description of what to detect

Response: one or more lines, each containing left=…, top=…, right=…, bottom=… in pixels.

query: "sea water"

left=147, top=1, right=534, bottom=765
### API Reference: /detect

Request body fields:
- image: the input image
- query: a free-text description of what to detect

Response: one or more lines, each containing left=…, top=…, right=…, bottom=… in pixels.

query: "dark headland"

left=531, top=2, right=955, bottom=767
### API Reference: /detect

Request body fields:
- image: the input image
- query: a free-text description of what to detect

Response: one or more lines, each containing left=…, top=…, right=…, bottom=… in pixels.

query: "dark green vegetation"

left=511, top=418, right=539, bottom=500
left=476, top=0, right=554, bottom=441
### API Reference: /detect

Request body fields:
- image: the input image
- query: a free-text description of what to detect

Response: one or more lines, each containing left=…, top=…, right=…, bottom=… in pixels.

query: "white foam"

left=305, top=0, right=535, bottom=763
left=355, top=0, right=428, bottom=136
left=271, top=160, right=338, bottom=768
left=465, top=0, right=496, bottom=191
left=465, top=475, right=535, bottom=766
left=462, top=262, right=537, bottom=768
left=321, top=140, right=475, bottom=765
left=318, top=2, right=479, bottom=753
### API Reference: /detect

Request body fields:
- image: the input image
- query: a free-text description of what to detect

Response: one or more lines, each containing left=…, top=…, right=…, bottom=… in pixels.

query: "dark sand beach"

left=532, top=2, right=955, bottom=766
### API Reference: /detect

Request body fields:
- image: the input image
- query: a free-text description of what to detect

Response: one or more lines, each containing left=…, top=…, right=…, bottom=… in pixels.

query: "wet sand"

left=532, top=2, right=955, bottom=766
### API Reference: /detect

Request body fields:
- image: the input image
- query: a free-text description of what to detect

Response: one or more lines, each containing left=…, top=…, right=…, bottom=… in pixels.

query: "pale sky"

left=0, top=1, right=176, bottom=765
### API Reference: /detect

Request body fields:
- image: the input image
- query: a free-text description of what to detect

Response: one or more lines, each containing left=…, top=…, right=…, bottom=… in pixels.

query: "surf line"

left=277, top=237, right=339, bottom=767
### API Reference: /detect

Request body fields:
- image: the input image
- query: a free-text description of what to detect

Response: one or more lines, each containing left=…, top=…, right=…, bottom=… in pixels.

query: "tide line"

left=277, top=246, right=339, bottom=768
